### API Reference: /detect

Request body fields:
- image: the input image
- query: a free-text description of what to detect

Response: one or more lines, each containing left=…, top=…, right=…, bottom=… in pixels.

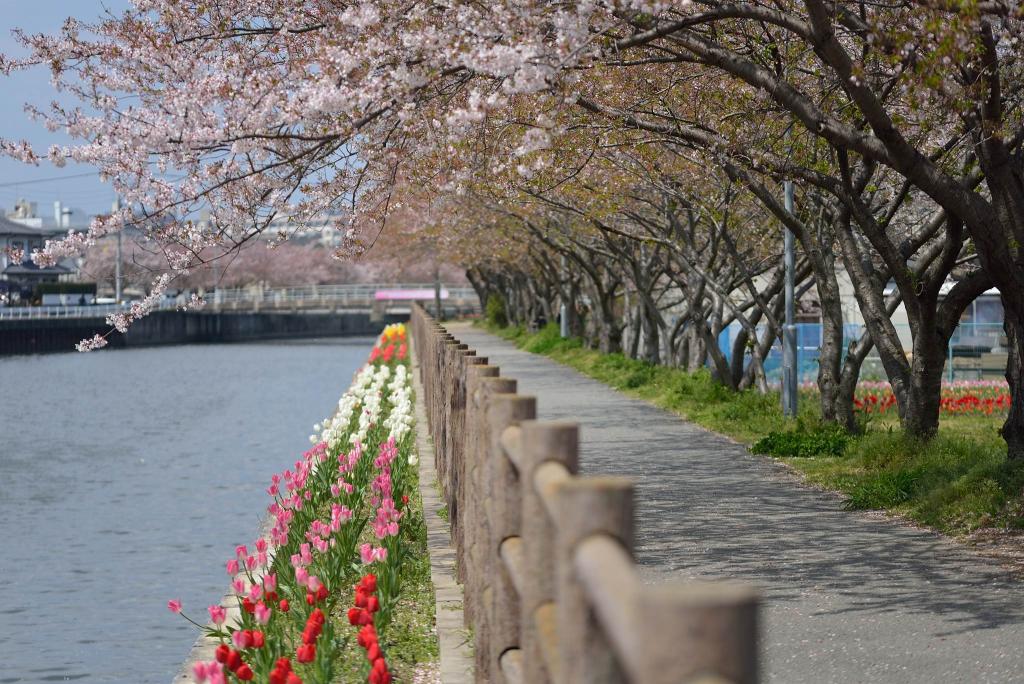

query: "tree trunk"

left=902, top=330, right=946, bottom=438
left=1003, top=302, right=1024, bottom=460
left=641, top=303, right=660, bottom=364
left=816, top=271, right=845, bottom=424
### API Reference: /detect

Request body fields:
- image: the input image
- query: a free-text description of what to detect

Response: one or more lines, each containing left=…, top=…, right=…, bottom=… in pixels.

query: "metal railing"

left=213, top=283, right=478, bottom=306
left=411, top=304, right=759, bottom=684
left=0, top=283, right=480, bottom=320
left=0, top=300, right=179, bottom=321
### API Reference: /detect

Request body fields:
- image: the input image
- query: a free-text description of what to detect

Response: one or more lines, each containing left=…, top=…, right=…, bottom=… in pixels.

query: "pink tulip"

left=232, top=629, right=253, bottom=649
left=167, top=599, right=182, bottom=614
left=208, top=604, right=227, bottom=625
left=263, top=573, right=277, bottom=593
left=192, top=662, right=211, bottom=682
left=360, top=543, right=374, bottom=564
left=235, top=544, right=248, bottom=559
left=254, top=602, right=271, bottom=625
left=226, top=559, right=239, bottom=575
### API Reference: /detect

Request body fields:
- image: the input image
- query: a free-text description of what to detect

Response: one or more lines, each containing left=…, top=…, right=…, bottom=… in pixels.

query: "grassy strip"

left=482, top=322, right=1024, bottom=536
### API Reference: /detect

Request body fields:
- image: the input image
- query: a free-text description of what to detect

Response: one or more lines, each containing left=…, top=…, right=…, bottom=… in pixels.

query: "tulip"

left=254, top=602, right=271, bottom=624
left=167, top=599, right=182, bottom=614
left=208, top=605, right=227, bottom=625
left=225, top=649, right=243, bottom=672
left=279, top=599, right=290, bottom=613
left=296, top=643, right=316, bottom=663
left=235, top=664, right=254, bottom=681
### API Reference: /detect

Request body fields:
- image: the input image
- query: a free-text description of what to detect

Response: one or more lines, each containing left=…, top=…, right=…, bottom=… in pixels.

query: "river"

left=0, top=338, right=374, bottom=683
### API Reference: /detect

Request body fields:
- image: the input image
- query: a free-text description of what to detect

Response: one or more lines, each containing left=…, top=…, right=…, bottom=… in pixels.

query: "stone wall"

left=0, top=310, right=405, bottom=355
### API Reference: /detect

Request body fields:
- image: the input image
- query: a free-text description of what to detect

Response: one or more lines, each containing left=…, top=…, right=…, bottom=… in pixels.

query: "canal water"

left=0, top=338, right=374, bottom=683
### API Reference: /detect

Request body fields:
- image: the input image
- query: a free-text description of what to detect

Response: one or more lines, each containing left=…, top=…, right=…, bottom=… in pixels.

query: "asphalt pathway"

left=450, top=324, right=1024, bottom=683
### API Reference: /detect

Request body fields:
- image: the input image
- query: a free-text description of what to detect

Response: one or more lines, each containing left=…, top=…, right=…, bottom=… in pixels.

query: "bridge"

left=0, top=283, right=480, bottom=320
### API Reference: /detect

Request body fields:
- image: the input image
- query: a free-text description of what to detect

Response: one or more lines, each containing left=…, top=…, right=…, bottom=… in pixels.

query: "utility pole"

left=113, top=197, right=123, bottom=305
left=782, top=179, right=798, bottom=418
left=433, top=265, right=443, bottom=321
left=560, top=254, right=569, bottom=338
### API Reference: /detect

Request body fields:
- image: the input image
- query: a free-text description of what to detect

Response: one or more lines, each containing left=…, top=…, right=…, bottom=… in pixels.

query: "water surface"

left=0, top=338, right=373, bottom=683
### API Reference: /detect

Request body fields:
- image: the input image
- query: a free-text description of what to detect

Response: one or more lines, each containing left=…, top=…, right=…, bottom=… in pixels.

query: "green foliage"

left=485, top=294, right=508, bottom=328
left=844, top=469, right=920, bottom=509
left=481, top=321, right=1024, bottom=536
left=520, top=323, right=583, bottom=354
left=752, top=421, right=850, bottom=458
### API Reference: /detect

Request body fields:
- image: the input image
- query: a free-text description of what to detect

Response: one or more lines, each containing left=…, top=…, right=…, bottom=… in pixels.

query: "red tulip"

left=296, top=643, right=316, bottom=663
left=225, top=649, right=243, bottom=672
left=279, top=599, right=290, bottom=612
left=215, top=644, right=230, bottom=663
left=235, top=664, right=254, bottom=681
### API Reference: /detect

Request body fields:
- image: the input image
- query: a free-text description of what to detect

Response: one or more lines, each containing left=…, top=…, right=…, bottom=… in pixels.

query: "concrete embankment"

left=0, top=310, right=405, bottom=355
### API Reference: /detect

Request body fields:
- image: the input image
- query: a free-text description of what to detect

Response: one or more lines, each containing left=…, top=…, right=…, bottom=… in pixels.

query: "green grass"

left=483, top=322, right=1024, bottom=536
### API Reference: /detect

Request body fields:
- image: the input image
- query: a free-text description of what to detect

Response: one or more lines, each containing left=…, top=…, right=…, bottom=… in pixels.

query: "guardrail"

left=410, top=303, right=760, bottom=684
left=0, top=283, right=481, bottom=320
left=214, top=283, right=479, bottom=306
left=0, top=300, right=179, bottom=321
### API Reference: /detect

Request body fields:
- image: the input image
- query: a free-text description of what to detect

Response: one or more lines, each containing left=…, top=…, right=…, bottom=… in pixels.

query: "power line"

left=0, top=171, right=104, bottom=188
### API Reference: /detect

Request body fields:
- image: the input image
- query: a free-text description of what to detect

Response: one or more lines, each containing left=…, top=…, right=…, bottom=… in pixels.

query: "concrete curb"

left=172, top=516, right=275, bottom=683
left=411, top=340, right=475, bottom=684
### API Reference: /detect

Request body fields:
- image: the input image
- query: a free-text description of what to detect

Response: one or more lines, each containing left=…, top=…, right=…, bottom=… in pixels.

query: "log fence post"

left=486, top=393, right=535, bottom=683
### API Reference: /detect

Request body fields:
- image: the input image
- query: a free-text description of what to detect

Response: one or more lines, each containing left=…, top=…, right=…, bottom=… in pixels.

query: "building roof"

left=0, top=213, right=61, bottom=238
left=2, top=261, right=73, bottom=276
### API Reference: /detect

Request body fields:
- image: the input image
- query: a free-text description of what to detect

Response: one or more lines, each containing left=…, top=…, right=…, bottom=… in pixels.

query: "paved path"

left=450, top=324, right=1024, bottom=684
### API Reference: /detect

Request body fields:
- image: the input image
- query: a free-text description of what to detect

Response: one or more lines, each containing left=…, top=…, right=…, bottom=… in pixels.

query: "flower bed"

left=851, top=380, right=1011, bottom=416
left=169, top=323, right=436, bottom=683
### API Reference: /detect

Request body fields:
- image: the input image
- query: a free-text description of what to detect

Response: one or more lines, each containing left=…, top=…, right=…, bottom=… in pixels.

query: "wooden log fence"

left=410, top=304, right=760, bottom=684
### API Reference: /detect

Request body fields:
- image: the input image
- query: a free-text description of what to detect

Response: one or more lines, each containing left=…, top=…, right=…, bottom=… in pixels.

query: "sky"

left=0, top=1, right=132, bottom=223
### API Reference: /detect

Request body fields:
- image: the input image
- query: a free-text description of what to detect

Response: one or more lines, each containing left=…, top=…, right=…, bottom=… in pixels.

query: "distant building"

left=6, top=198, right=43, bottom=228
left=0, top=213, right=76, bottom=303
